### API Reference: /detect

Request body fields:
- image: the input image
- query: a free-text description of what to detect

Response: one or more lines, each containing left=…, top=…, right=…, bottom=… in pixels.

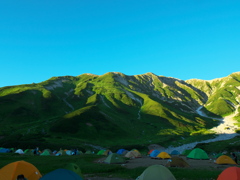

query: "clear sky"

left=1, top=0, right=240, bottom=87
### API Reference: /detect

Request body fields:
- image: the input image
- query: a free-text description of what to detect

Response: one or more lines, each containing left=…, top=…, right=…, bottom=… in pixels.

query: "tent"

left=157, top=152, right=171, bottom=159
left=125, top=151, right=141, bottom=158
left=64, top=163, right=83, bottom=178
left=56, top=150, right=67, bottom=156
left=117, top=149, right=126, bottom=155
left=77, top=150, right=83, bottom=155
left=40, top=168, right=83, bottom=180
left=215, top=155, right=237, bottom=165
left=132, top=149, right=141, bottom=153
left=170, top=150, right=180, bottom=155
left=24, top=149, right=30, bottom=153
left=165, top=157, right=190, bottom=167
left=15, top=149, right=24, bottom=154
left=85, top=150, right=92, bottom=154
left=187, top=148, right=209, bottom=160
left=104, top=153, right=125, bottom=164
left=41, top=149, right=52, bottom=156
left=136, top=165, right=176, bottom=180
left=97, top=150, right=105, bottom=155
left=181, top=149, right=191, bottom=156
left=0, top=160, right=42, bottom=180
left=0, top=148, right=11, bottom=153
left=24, top=149, right=34, bottom=155
left=148, top=149, right=154, bottom=155
left=217, top=167, right=240, bottom=180
left=66, top=150, right=73, bottom=155
left=103, top=149, right=112, bottom=156
left=150, top=150, right=161, bottom=158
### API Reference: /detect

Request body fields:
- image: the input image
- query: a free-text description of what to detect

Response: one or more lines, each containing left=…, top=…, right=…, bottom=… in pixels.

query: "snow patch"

left=236, top=86, right=240, bottom=91
left=86, top=90, right=94, bottom=95
left=124, top=91, right=142, bottom=105
left=100, top=96, right=111, bottom=108
left=114, top=74, right=129, bottom=86
left=164, top=105, right=239, bottom=154
left=45, top=80, right=63, bottom=90
left=64, top=89, right=74, bottom=96
left=63, top=98, right=74, bottom=111
left=123, top=90, right=143, bottom=119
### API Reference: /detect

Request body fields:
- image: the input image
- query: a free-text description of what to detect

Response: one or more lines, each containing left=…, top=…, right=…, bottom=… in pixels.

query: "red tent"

left=217, top=167, right=240, bottom=180
left=148, top=149, right=154, bottom=154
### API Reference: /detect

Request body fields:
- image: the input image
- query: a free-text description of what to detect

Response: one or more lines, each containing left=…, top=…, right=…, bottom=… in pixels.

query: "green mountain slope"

left=0, top=72, right=239, bottom=149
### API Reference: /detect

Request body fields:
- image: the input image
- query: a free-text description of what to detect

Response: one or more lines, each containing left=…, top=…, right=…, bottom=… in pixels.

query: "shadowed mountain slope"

left=0, top=72, right=239, bottom=149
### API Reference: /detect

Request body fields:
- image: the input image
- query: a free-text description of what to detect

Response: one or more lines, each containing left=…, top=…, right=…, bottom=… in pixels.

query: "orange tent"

left=217, top=167, right=240, bottom=180
left=216, top=155, right=237, bottom=165
left=157, top=152, right=171, bottom=159
left=0, top=160, right=42, bottom=180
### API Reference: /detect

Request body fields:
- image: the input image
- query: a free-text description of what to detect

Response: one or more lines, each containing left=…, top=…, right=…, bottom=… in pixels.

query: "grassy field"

left=0, top=153, right=223, bottom=180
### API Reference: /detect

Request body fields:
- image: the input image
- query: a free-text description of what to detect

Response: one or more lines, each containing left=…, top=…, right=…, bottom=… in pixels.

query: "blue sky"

left=0, top=0, right=239, bottom=87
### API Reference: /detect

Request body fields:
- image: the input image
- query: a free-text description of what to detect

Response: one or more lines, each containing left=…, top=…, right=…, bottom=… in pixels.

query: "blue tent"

left=116, top=149, right=126, bottom=155
left=0, top=148, right=10, bottom=153
left=40, top=169, right=83, bottom=180
left=171, top=150, right=180, bottom=155
left=150, top=150, right=160, bottom=157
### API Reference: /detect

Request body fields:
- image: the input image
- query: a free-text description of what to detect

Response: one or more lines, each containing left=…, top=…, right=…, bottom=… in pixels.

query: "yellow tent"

left=216, top=155, right=237, bottom=165
left=157, top=152, right=171, bottom=159
left=0, top=160, right=42, bottom=180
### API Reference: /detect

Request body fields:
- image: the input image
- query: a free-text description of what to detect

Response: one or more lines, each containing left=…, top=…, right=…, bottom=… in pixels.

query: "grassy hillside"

left=0, top=72, right=239, bottom=150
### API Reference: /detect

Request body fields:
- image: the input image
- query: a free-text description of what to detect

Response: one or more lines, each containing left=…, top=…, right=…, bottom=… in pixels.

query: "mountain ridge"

left=0, top=72, right=239, bottom=150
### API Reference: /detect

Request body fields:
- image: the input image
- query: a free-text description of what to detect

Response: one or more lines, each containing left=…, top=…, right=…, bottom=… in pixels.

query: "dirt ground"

left=84, top=155, right=238, bottom=180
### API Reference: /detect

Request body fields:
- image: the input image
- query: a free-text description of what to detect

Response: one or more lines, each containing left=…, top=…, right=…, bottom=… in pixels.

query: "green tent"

left=181, top=149, right=191, bottom=156
left=85, top=150, right=92, bottom=154
left=78, top=151, right=83, bottom=155
left=24, top=149, right=34, bottom=155
left=97, top=150, right=105, bottom=155
left=136, top=165, right=176, bottom=180
left=104, top=153, right=125, bottom=164
left=41, top=149, right=52, bottom=156
left=64, top=163, right=83, bottom=179
left=187, top=148, right=209, bottom=160
left=24, top=149, right=29, bottom=153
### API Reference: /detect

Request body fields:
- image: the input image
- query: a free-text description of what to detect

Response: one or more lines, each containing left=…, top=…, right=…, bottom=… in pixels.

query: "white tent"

left=15, top=149, right=24, bottom=154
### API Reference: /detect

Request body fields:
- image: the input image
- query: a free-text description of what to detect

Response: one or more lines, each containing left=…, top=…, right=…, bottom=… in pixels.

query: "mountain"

left=0, top=72, right=239, bottom=150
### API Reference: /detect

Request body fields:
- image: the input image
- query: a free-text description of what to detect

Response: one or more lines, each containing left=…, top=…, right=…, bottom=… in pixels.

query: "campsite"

left=0, top=147, right=240, bottom=180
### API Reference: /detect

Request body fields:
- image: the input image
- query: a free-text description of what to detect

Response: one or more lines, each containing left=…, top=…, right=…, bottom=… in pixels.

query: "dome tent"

left=217, top=167, right=240, bottom=180
left=187, top=148, right=209, bottom=160
left=40, top=168, right=83, bottom=180
left=166, top=157, right=190, bottom=168
left=41, top=149, right=52, bottom=156
left=125, top=150, right=141, bottom=158
left=157, top=152, right=171, bottom=159
left=97, top=150, right=105, bottom=155
left=216, top=155, right=237, bottom=165
left=170, top=150, right=180, bottom=155
left=64, top=163, right=83, bottom=179
left=0, top=160, right=42, bottom=180
left=136, top=165, right=176, bottom=180
left=104, top=153, right=125, bottom=164
left=117, top=149, right=126, bottom=155
left=150, top=150, right=161, bottom=158
left=15, top=149, right=24, bottom=154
